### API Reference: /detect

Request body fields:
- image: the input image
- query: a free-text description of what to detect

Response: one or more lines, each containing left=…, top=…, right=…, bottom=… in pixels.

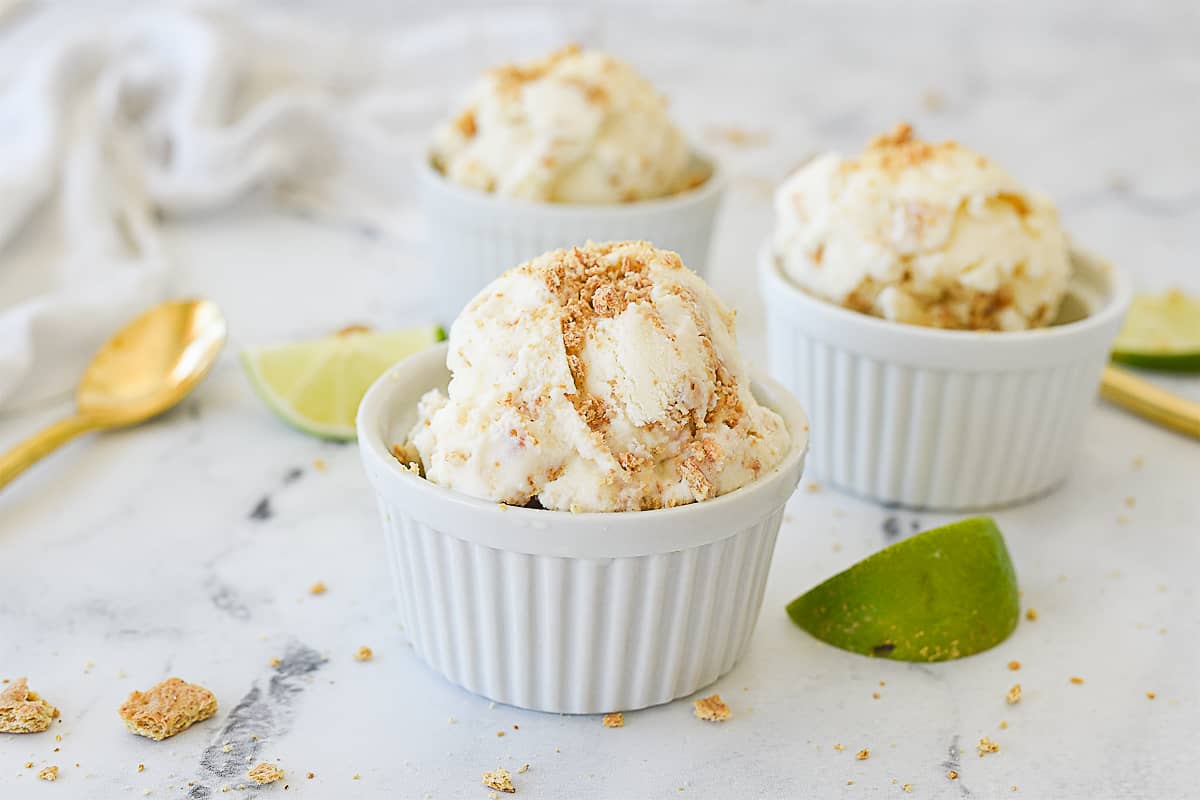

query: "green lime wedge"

left=786, top=517, right=1019, bottom=662
left=242, top=325, right=444, bottom=440
left=1112, top=290, right=1200, bottom=372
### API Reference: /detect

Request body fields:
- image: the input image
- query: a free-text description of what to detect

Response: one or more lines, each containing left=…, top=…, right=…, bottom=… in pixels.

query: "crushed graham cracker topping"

left=354, top=646, right=373, bottom=662
left=857, top=122, right=961, bottom=172
left=977, top=736, right=1000, bottom=756
left=0, top=678, right=59, bottom=734
left=482, top=767, right=516, bottom=793
left=118, top=678, right=217, bottom=741
left=38, top=765, right=59, bottom=781
left=248, top=763, right=284, bottom=784
left=602, top=712, right=624, bottom=728
left=693, top=694, right=730, bottom=722
left=1007, top=684, right=1022, bottom=705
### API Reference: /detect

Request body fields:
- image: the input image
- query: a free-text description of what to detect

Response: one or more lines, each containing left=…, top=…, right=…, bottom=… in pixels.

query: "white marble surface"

left=2, top=1, right=1200, bottom=798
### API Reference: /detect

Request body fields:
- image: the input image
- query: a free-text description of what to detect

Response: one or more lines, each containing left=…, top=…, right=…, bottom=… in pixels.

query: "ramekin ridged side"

left=759, top=244, right=1130, bottom=510
left=418, top=155, right=724, bottom=326
left=358, top=343, right=808, bottom=714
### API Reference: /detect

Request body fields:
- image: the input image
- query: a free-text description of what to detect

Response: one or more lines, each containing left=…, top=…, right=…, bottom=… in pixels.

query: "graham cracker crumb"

left=977, top=736, right=1000, bottom=756
left=692, top=694, right=730, bottom=722
left=855, top=749, right=870, bottom=760
left=833, top=743, right=845, bottom=751
left=1025, top=608, right=1038, bottom=621
left=24, top=761, right=33, bottom=768
left=118, top=678, right=217, bottom=741
left=306, top=773, right=315, bottom=779
left=309, top=581, right=327, bottom=595
left=1069, top=676, right=1085, bottom=685
left=602, top=713, right=624, bottom=728
left=248, top=763, right=284, bottom=785
left=999, top=720, right=1008, bottom=730
left=269, top=658, right=282, bottom=668
left=354, top=646, right=373, bottom=662
left=872, top=692, right=880, bottom=699
left=1146, top=691, right=1156, bottom=700
left=903, top=784, right=914, bottom=793
left=38, top=765, right=59, bottom=781
left=482, top=767, right=515, bottom=793
left=138, top=764, right=145, bottom=773
left=1008, top=661, right=1021, bottom=671
left=517, top=764, right=530, bottom=774
left=948, top=770, right=959, bottom=780
left=0, top=678, right=59, bottom=733
left=1006, top=684, right=1022, bottom=705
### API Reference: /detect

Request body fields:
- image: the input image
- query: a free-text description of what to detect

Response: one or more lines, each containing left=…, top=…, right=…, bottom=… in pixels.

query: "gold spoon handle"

left=0, top=415, right=103, bottom=490
left=1100, top=365, right=1200, bottom=440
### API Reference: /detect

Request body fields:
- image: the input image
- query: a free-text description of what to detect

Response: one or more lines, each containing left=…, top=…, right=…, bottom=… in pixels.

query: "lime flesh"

left=242, top=325, right=444, bottom=440
left=787, top=517, right=1019, bottom=662
left=1112, top=290, right=1200, bottom=372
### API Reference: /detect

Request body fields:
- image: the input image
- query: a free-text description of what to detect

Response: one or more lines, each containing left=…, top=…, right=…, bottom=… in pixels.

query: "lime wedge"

left=1112, top=290, right=1200, bottom=372
left=787, top=517, right=1019, bottom=661
left=242, top=325, right=444, bottom=440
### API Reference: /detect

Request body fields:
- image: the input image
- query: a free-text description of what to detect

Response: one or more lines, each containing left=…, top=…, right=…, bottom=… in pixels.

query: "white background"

left=1, top=1, right=1198, bottom=798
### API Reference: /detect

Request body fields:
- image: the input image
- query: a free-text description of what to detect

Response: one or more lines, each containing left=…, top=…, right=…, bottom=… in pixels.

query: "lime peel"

left=786, top=517, right=1019, bottom=662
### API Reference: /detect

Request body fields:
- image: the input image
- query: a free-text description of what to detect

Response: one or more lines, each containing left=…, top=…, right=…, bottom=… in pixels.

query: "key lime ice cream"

left=773, top=123, right=1072, bottom=331
left=430, top=45, right=693, bottom=204
left=404, top=241, right=790, bottom=512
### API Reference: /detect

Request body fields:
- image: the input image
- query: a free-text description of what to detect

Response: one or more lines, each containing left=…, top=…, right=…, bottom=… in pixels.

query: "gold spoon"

left=0, top=299, right=227, bottom=490
left=1101, top=366, right=1200, bottom=440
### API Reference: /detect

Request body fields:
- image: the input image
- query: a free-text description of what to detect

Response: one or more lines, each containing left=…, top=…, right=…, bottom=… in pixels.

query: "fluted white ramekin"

left=357, top=343, right=808, bottom=713
left=760, top=244, right=1130, bottom=510
left=418, top=155, right=724, bottom=325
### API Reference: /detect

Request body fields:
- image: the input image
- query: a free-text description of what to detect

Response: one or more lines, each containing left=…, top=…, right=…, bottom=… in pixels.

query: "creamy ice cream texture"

left=407, top=241, right=791, bottom=512
left=773, top=123, right=1072, bottom=331
left=430, top=45, right=694, bottom=204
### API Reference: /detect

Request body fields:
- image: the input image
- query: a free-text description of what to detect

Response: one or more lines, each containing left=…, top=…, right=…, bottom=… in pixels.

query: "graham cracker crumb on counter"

left=118, top=678, right=217, bottom=741
left=999, top=720, right=1008, bottom=730
left=269, top=658, right=282, bottom=668
left=352, top=773, right=360, bottom=780
left=482, top=767, right=516, bottom=793
left=693, top=694, right=730, bottom=722
left=1146, top=691, right=1156, bottom=700
left=1124, top=496, right=1136, bottom=508
left=1006, top=684, right=1022, bottom=705
left=947, top=770, right=959, bottom=780
left=24, top=761, right=33, bottom=768
left=1025, top=608, right=1038, bottom=621
left=805, top=482, right=822, bottom=493
left=705, top=125, right=772, bottom=149
left=872, top=692, right=881, bottom=699
left=903, top=784, right=914, bottom=793
left=977, top=736, right=1000, bottom=756
left=306, top=772, right=315, bottom=779
left=1069, top=676, right=1085, bottom=685
left=833, top=743, right=845, bottom=751
left=1008, top=660, right=1021, bottom=671
left=0, top=678, right=59, bottom=733
left=309, top=581, right=327, bottom=595
left=517, top=764, right=530, bottom=774
left=855, top=749, right=870, bottom=760
left=489, top=793, right=500, bottom=800
left=602, top=713, right=624, bottom=728
left=1132, top=456, right=1144, bottom=470
left=248, top=763, right=284, bottom=785
left=38, top=765, right=59, bottom=781
left=313, top=457, right=327, bottom=472
left=354, top=646, right=373, bottom=662
left=137, top=764, right=145, bottom=773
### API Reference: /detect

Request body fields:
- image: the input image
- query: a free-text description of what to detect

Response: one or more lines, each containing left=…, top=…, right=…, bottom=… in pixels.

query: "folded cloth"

left=0, top=2, right=581, bottom=411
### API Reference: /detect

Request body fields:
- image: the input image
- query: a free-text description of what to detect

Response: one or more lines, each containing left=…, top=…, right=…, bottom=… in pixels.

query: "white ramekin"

left=418, top=155, right=725, bottom=325
left=759, top=244, right=1130, bottom=510
left=357, top=343, right=808, bottom=714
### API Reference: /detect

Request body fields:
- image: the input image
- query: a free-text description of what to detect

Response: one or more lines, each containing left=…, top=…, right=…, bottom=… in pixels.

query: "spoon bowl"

left=76, top=300, right=227, bottom=426
left=0, top=299, right=227, bottom=489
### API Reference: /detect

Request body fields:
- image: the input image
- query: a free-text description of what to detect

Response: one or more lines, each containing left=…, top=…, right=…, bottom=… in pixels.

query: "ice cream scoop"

left=773, top=123, right=1072, bottom=331
left=405, top=241, right=790, bottom=512
left=430, top=45, right=693, bottom=204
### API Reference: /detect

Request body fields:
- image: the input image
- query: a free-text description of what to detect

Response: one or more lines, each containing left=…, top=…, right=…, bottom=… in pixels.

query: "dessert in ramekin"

left=760, top=124, right=1129, bottom=509
left=359, top=242, right=808, bottom=713
left=420, top=46, right=723, bottom=325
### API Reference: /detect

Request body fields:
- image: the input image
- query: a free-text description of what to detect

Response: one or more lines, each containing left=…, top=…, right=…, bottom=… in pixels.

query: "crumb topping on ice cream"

left=773, top=123, right=1072, bottom=331
left=430, top=46, right=694, bottom=204
left=405, top=241, right=790, bottom=512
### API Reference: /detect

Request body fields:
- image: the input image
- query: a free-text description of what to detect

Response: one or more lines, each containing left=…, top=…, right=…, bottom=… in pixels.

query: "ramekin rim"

left=415, top=146, right=726, bottom=217
left=757, top=239, right=1132, bottom=346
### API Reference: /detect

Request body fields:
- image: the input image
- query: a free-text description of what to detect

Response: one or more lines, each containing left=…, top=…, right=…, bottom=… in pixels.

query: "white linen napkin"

left=0, top=2, right=583, bottom=411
